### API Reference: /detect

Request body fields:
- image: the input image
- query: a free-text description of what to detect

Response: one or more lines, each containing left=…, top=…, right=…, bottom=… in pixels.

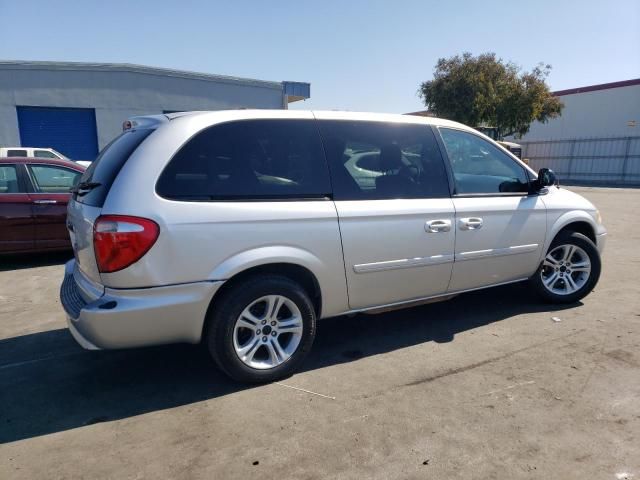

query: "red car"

left=0, top=157, right=85, bottom=254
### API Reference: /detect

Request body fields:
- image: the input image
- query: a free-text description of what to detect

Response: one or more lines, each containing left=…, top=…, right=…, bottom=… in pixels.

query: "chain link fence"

left=520, top=136, right=640, bottom=186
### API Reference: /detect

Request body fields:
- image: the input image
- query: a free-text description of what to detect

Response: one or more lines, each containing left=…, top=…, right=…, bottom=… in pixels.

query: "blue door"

left=17, top=106, right=99, bottom=161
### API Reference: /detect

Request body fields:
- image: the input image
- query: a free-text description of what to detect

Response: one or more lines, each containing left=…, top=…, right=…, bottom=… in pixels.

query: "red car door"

left=0, top=163, right=34, bottom=253
left=26, top=163, right=83, bottom=250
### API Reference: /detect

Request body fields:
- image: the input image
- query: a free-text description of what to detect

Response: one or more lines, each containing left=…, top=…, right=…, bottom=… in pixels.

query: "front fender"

left=543, top=210, right=600, bottom=256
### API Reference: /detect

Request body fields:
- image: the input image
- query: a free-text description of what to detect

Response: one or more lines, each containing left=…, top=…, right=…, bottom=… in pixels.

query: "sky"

left=1, top=0, right=638, bottom=113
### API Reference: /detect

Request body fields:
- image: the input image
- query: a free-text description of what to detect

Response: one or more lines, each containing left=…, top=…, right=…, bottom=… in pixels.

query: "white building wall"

left=510, top=84, right=640, bottom=141
left=0, top=63, right=286, bottom=149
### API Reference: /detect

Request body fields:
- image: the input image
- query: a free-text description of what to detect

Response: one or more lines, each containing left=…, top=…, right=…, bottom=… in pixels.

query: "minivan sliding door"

left=316, top=117, right=455, bottom=310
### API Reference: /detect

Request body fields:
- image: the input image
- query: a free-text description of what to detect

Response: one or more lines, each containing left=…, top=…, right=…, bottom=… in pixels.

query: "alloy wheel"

left=232, top=295, right=304, bottom=369
left=540, top=244, right=591, bottom=296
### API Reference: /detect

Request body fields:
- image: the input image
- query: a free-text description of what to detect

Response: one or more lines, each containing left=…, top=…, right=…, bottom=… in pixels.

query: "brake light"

left=94, top=215, right=159, bottom=273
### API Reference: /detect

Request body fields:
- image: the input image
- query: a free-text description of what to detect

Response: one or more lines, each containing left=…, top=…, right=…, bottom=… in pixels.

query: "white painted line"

left=275, top=382, right=336, bottom=400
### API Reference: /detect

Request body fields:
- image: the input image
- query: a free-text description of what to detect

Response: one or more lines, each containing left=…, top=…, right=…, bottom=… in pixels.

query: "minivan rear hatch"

left=68, top=128, right=154, bottom=283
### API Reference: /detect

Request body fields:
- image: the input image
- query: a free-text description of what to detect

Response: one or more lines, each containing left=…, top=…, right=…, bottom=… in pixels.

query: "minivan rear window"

left=75, top=128, right=153, bottom=207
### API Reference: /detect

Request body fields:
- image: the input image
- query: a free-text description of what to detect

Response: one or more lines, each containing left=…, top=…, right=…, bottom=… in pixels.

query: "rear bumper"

left=60, top=260, right=223, bottom=350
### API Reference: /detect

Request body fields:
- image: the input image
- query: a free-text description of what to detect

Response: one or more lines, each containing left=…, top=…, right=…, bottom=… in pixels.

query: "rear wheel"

left=206, top=275, right=316, bottom=383
left=530, top=231, right=601, bottom=303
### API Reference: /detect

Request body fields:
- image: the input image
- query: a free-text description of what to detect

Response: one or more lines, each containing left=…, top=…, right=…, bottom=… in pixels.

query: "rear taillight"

left=94, top=215, right=159, bottom=273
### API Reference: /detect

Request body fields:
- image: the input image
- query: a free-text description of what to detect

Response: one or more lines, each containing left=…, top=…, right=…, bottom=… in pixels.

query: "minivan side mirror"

left=535, top=168, right=557, bottom=190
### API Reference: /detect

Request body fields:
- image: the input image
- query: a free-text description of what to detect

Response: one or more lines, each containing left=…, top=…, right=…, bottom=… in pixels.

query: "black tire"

left=530, top=231, right=601, bottom=304
left=206, top=275, right=316, bottom=383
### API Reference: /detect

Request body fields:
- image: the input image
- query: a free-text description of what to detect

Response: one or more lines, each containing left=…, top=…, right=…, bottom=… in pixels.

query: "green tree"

left=418, top=52, right=564, bottom=138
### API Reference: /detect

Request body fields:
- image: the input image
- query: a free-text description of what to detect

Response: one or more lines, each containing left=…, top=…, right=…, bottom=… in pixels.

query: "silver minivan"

left=61, top=110, right=606, bottom=382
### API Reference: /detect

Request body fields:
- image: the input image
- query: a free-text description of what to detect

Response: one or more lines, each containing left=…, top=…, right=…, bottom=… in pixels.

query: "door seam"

left=329, top=199, right=352, bottom=310
left=446, top=199, right=457, bottom=292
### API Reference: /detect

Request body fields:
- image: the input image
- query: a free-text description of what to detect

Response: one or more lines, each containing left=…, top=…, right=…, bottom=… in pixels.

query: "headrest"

left=324, top=138, right=347, bottom=164
left=379, top=144, right=403, bottom=172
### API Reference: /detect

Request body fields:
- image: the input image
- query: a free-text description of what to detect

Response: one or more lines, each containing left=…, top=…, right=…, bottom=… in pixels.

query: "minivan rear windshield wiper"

left=71, top=181, right=102, bottom=196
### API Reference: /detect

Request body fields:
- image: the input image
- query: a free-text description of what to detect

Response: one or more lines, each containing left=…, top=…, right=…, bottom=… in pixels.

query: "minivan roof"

left=162, top=109, right=463, bottom=126
left=312, top=110, right=464, bottom=128
left=129, top=109, right=469, bottom=131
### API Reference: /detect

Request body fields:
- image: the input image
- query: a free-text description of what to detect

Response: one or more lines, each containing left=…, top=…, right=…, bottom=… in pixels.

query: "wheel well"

left=556, top=221, right=596, bottom=244
left=209, top=263, right=322, bottom=318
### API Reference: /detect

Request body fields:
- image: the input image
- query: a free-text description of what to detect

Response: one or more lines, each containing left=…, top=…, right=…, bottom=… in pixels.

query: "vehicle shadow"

left=0, top=251, right=72, bottom=272
left=0, top=282, right=580, bottom=444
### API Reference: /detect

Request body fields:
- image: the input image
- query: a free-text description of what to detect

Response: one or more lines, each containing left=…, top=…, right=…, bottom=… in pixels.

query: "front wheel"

left=206, top=275, right=316, bottom=383
left=530, top=231, right=601, bottom=304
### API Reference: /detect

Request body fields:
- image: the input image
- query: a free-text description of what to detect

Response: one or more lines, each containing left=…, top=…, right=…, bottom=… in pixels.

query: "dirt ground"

left=1, top=186, right=638, bottom=480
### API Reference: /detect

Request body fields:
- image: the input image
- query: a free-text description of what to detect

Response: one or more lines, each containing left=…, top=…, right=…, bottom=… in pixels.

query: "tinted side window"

left=7, top=150, right=27, bottom=157
left=157, top=120, right=331, bottom=200
left=34, top=150, right=58, bottom=159
left=28, top=165, right=81, bottom=193
left=317, top=121, right=449, bottom=200
left=76, top=128, right=153, bottom=207
left=0, top=165, right=20, bottom=193
left=439, top=128, right=529, bottom=194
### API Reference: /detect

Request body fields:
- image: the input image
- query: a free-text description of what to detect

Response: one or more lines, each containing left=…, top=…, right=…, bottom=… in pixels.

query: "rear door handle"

left=459, top=217, right=483, bottom=230
left=33, top=199, right=57, bottom=205
left=425, top=219, right=452, bottom=233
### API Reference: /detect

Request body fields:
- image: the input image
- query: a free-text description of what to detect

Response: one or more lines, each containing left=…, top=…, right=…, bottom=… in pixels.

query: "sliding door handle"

left=33, top=199, right=58, bottom=205
left=425, top=219, right=452, bottom=233
left=459, top=217, right=483, bottom=230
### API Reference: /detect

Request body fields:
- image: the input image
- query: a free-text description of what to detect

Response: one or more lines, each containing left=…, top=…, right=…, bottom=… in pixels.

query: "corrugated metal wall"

left=521, top=136, right=640, bottom=186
